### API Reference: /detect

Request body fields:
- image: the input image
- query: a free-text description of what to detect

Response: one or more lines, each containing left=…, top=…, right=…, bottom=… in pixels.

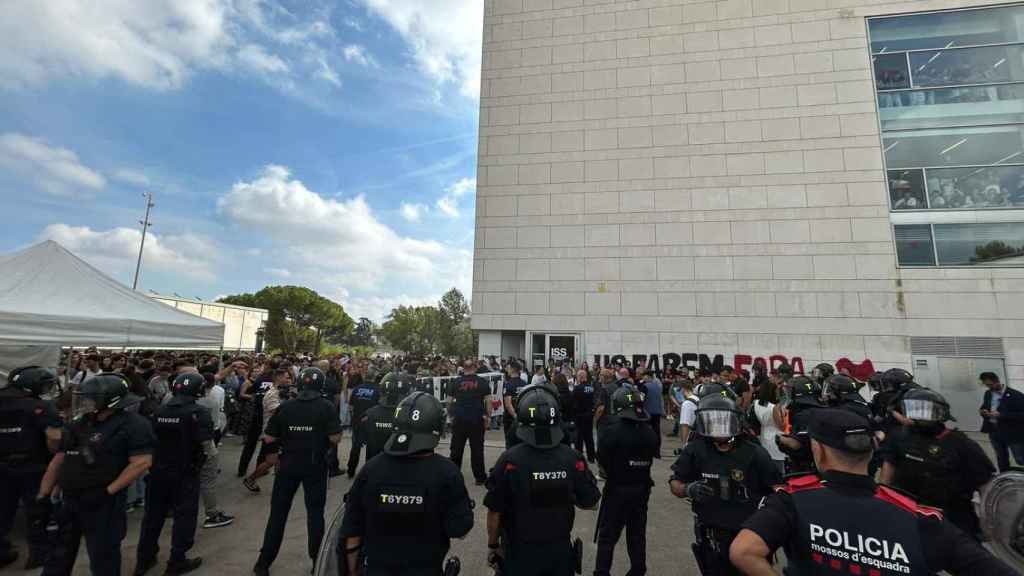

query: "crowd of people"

left=0, top=348, right=1021, bottom=576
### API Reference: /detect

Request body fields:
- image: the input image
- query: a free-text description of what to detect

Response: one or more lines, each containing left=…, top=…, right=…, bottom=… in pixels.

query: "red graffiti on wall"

left=835, top=358, right=876, bottom=381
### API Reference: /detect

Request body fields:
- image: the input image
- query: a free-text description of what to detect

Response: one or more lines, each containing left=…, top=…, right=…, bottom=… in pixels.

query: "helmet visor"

left=903, top=398, right=944, bottom=422
left=698, top=409, right=739, bottom=439
left=71, top=393, right=99, bottom=421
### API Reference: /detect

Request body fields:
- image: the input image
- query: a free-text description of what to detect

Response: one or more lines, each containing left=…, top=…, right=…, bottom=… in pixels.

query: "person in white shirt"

left=70, top=353, right=101, bottom=387
left=752, top=373, right=787, bottom=475
left=678, top=378, right=700, bottom=445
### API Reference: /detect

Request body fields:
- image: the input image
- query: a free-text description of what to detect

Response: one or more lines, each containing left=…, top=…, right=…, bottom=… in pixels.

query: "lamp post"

left=132, top=192, right=155, bottom=290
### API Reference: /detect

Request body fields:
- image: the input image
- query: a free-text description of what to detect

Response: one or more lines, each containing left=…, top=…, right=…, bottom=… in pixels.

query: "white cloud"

left=237, top=43, right=289, bottom=74
left=37, top=223, right=218, bottom=281
left=264, top=267, right=292, bottom=278
left=0, top=133, right=105, bottom=197
left=358, top=0, right=484, bottom=98
left=400, top=202, right=426, bottom=222
left=342, top=44, right=374, bottom=67
left=217, top=164, right=472, bottom=311
left=113, top=169, right=151, bottom=187
left=436, top=177, right=476, bottom=218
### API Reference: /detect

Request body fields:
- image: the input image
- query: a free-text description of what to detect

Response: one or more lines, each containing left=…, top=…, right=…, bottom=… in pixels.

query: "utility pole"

left=132, top=192, right=155, bottom=290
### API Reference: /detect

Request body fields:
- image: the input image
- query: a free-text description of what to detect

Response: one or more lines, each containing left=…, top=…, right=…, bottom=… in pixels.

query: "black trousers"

left=43, top=491, right=127, bottom=576
left=649, top=416, right=662, bottom=456
left=574, top=413, right=595, bottom=461
left=238, top=414, right=263, bottom=476
left=692, top=522, right=741, bottom=576
left=450, top=419, right=486, bottom=482
left=136, top=472, right=200, bottom=564
left=506, top=541, right=573, bottom=576
left=347, top=423, right=366, bottom=476
left=256, top=467, right=328, bottom=568
left=595, top=485, right=649, bottom=576
left=0, top=465, right=48, bottom=558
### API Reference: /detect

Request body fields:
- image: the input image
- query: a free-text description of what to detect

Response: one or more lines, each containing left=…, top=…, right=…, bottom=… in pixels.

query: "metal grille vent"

left=911, top=336, right=1004, bottom=358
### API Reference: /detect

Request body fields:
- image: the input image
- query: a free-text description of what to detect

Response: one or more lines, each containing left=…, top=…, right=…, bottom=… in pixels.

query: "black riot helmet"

left=171, top=372, right=205, bottom=397
left=694, top=382, right=738, bottom=402
left=695, top=394, right=742, bottom=440
left=379, top=372, right=413, bottom=407
left=880, top=368, right=915, bottom=393
left=72, top=373, right=130, bottom=421
left=821, top=374, right=858, bottom=405
left=867, top=372, right=884, bottom=392
left=788, top=375, right=822, bottom=403
left=811, top=363, right=835, bottom=385
left=384, top=392, right=444, bottom=456
left=610, top=386, right=649, bottom=421
left=515, top=385, right=563, bottom=449
left=8, top=366, right=57, bottom=397
left=298, top=367, right=326, bottom=393
left=901, top=387, right=954, bottom=423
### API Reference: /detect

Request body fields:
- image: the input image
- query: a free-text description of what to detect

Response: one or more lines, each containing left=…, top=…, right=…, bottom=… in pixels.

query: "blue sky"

left=0, top=0, right=482, bottom=321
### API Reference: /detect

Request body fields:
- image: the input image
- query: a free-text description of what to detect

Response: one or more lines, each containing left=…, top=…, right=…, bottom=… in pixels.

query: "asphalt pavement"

left=6, top=428, right=700, bottom=576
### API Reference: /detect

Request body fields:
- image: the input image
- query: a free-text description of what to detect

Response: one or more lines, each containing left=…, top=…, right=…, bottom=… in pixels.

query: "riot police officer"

left=669, top=394, right=780, bottom=576
left=254, top=367, right=342, bottom=576
left=595, top=387, right=658, bottom=576
left=362, top=372, right=412, bottom=460
left=340, top=392, right=473, bottom=575
left=776, top=375, right=823, bottom=475
left=820, top=374, right=871, bottom=421
left=346, top=371, right=380, bottom=478
left=502, top=363, right=525, bottom=449
left=730, top=409, right=1016, bottom=576
left=879, top=387, right=995, bottom=540
left=869, top=368, right=919, bottom=436
left=41, top=373, right=155, bottom=576
left=571, top=369, right=596, bottom=462
left=810, top=363, right=835, bottom=386
left=485, top=385, right=600, bottom=575
left=134, top=373, right=214, bottom=575
left=0, top=366, right=61, bottom=569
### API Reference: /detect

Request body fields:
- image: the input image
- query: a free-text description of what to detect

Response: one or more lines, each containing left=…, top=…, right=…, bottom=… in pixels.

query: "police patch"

left=731, top=469, right=744, bottom=482
left=928, top=445, right=941, bottom=456
left=90, top=433, right=103, bottom=443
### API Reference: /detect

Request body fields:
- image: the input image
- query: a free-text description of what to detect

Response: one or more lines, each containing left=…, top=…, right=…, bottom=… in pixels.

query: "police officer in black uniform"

left=571, top=369, right=595, bottom=463
left=869, top=368, right=919, bottom=437
left=879, top=387, right=995, bottom=540
left=595, top=387, right=658, bottom=576
left=238, top=359, right=276, bottom=477
left=254, top=367, right=342, bottom=576
left=820, top=374, right=871, bottom=421
left=669, top=393, right=780, bottom=576
left=340, top=391, right=473, bottom=575
left=485, top=385, right=601, bottom=576
left=776, top=375, right=823, bottom=475
left=730, top=408, right=1017, bottom=576
left=347, top=371, right=380, bottom=479
left=41, top=373, right=155, bottom=576
left=0, top=366, right=61, bottom=569
left=502, top=363, right=525, bottom=449
left=362, top=372, right=412, bottom=461
left=448, top=360, right=491, bottom=486
left=134, top=373, right=214, bottom=575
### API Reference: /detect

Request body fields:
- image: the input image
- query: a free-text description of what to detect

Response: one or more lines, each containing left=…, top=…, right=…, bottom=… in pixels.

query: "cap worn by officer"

left=610, top=386, right=648, bottom=421
left=515, top=385, right=563, bottom=449
left=8, top=366, right=57, bottom=397
left=384, top=392, right=444, bottom=456
left=807, top=409, right=874, bottom=454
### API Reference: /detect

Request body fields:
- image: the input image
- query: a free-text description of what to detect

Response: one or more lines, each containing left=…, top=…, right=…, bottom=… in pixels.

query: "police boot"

left=133, top=556, right=158, bottom=576
left=0, top=549, right=17, bottom=569
left=164, top=557, right=202, bottom=575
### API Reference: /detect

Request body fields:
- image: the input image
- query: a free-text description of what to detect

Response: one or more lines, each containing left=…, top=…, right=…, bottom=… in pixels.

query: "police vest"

left=278, top=396, right=330, bottom=471
left=153, top=401, right=202, bottom=474
left=893, top=429, right=962, bottom=507
left=782, top=476, right=934, bottom=576
left=505, top=445, right=579, bottom=544
left=60, top=415, right=127, bottom=495
left=604, top=420, right=655, bottom=487
left=363, top=456, right=447, bottom=570
left=364, top=405, right=395, bottom=460
left=0, top=393, right=49, bottom=467
left=691, top=440, right=764, bottom=530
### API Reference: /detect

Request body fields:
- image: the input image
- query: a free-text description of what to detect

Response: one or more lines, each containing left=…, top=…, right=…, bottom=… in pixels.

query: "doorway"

left=528, top=332, right=581, bottom=369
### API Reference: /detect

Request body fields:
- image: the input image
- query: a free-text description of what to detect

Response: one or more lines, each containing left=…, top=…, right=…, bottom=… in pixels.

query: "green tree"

left=348, top=317, right=377, bottom=347
left=219, top=286, right=354, bottom=353
left=379, top=288, right=476, bottom=357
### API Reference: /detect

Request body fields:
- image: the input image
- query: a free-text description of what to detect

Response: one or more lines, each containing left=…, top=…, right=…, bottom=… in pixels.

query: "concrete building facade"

left=472, top=0, right=1024, bottom=427
left=151, top=294, right=269, bottom=351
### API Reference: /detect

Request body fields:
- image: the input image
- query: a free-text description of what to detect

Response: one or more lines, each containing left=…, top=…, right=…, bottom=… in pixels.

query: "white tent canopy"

left=0, top=240, right=224, bottom=349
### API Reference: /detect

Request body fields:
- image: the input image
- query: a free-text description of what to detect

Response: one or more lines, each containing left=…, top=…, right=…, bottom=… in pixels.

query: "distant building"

left=472, top=1, right=1024, bottom=429
left=150, top=294, right=268, bottom=351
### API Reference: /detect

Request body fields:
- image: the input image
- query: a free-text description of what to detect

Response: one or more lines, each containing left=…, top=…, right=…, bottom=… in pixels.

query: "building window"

left=870, top=5, right=1024, bottom=266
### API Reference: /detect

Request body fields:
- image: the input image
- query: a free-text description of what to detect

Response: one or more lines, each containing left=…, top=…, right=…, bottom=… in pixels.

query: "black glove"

left=685, top=481, right=714, bottom=503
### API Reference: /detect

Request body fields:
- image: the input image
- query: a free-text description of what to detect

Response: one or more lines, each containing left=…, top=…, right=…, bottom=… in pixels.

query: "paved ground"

left=6, top=429, right=700, bottom=576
